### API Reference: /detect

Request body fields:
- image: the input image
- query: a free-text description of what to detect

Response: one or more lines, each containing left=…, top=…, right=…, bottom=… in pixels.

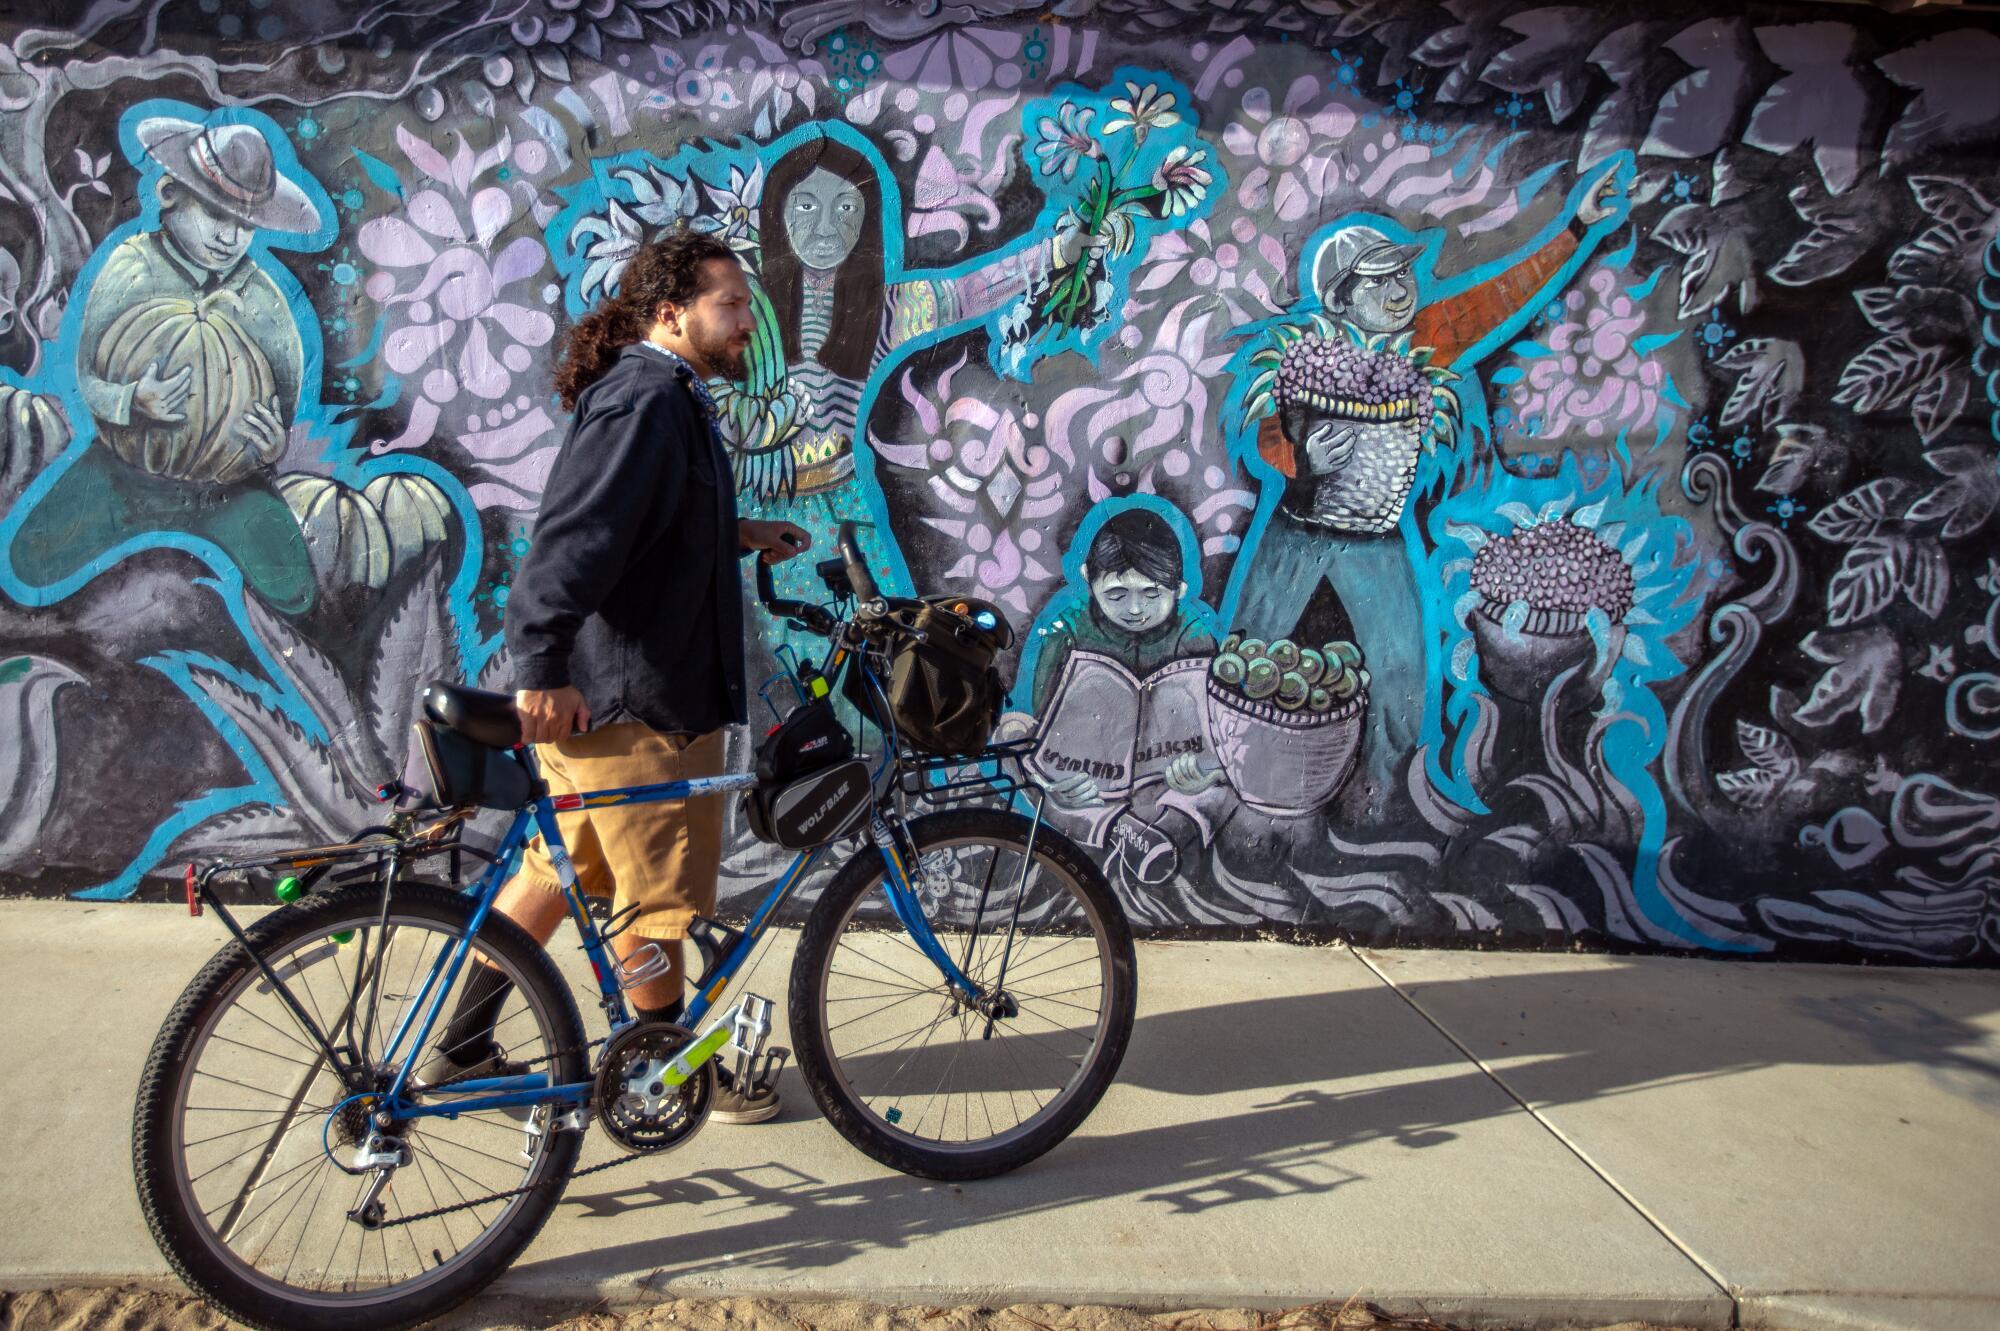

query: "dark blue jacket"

left=505, top=343, right=747, bottom=736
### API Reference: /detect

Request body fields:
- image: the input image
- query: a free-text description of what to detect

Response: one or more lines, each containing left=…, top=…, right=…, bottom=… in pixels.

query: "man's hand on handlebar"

left=740, top=519, right=812, bottom=564
left=516, top=686, right=590, bottom=745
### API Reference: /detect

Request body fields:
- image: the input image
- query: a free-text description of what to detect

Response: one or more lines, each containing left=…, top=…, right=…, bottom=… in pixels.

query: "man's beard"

left=697, top=331, right=748, bottom=382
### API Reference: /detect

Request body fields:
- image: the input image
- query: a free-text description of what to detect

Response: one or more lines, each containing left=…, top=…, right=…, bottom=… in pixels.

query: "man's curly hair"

left=551, top=228, right=737, bottom=412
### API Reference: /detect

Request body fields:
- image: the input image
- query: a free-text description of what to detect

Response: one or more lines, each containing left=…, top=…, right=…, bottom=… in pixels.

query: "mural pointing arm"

left=1414, top=165, right=1628, bottom=369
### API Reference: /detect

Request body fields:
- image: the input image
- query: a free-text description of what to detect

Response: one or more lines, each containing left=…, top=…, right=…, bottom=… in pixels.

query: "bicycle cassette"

left=594, top=1021, right=714, bottom=1153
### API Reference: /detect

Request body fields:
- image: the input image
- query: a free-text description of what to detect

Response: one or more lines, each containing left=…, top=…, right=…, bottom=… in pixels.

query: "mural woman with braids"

left=730, top=132, right=1036, bottom=640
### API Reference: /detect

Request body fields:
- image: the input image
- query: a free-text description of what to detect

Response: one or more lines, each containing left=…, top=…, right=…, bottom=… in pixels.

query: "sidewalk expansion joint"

left=1349, top=947, right=1741, bottom=1324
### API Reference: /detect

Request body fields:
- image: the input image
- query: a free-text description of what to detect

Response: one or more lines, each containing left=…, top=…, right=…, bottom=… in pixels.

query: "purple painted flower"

left=872, top=352, right=1070, bottom=614
left=1222, top=76, right=1356, bottom=225
left=1152, top=145, right=1212, bottom=218
left=881, top=25, right=1025, bottom=93
left=359, top=150, right=555, bottom=452
left=1034, top=101, right=1099, bottom=182
left=1507, top=268, right=1667, bottom=441
left=1137, top=217, right=1287, bottom=326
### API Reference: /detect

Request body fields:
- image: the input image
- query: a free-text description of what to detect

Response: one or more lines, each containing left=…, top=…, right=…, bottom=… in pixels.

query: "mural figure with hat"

left=8, top=105, right=327, bottom=613
left=1223, top=161, right=1630, bottom=799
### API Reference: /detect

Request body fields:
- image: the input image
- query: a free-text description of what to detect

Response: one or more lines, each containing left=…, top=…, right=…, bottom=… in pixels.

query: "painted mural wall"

left=3, top=0, right=2000, bottom=964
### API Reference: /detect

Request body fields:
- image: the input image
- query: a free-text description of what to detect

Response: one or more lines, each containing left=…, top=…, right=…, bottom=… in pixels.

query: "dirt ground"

left=0, top=1286, right=1729, bottom=1331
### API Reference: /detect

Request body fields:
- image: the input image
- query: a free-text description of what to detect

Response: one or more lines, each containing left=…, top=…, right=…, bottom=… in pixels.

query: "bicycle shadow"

left=510, top=958, right=2000, bottom=1290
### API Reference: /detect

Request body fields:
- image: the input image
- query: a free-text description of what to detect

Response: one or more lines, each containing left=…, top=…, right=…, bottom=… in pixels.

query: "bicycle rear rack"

left=894, top=736, right=1045, bottom=809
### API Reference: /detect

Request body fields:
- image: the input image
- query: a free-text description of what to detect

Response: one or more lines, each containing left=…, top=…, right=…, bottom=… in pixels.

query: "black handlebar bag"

left=740, top=698, right=872, bottom=850
left=847, top=598, right=1014, bottom=757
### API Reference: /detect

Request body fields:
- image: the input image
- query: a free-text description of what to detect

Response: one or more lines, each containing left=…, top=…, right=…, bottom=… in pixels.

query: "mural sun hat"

left=1313, top=224, right=1422, bottom=299
left=135, top=116, right=321, bottom=234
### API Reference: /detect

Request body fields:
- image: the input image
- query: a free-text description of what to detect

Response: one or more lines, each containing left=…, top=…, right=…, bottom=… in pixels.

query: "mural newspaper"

left=3, top=0, right=2000, bottom=965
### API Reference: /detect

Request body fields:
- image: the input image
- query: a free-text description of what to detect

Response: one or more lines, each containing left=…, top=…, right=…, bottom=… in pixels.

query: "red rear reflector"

left=553, top=793, right=583, bottom=811
left=184, top=863, right=202, bottom=918
left=765, top=723, right=781, bottom=736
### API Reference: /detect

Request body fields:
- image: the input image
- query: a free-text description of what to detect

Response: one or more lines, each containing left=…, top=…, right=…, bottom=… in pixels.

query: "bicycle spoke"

left=153, top=896, right=577, bottom=1312
left=807, top=820, right=1130, bottom=1163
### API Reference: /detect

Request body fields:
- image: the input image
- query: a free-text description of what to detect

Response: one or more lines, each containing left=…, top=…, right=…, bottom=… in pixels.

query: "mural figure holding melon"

left=10, top=112, right=321, bottom=612
left=1224, top=162, right=1630, bottom=802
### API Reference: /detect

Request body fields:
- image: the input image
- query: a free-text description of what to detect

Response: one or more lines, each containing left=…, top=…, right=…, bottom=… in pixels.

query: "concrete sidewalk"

left=0, top=901, right=1994, bottom=1331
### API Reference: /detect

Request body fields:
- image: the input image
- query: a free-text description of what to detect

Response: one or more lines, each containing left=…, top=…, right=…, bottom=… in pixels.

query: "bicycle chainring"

left=593, top=1021, right=713, bottom=1154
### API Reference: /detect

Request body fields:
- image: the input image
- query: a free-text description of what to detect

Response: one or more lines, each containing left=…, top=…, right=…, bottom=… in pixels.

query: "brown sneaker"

left=710, top=1063, right=781, bottom=1125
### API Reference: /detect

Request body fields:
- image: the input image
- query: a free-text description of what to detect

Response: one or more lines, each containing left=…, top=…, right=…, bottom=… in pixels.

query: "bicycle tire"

left=789, top=808, right=1136, bottom=1181
left=133, top=883, right=586, bottom=1331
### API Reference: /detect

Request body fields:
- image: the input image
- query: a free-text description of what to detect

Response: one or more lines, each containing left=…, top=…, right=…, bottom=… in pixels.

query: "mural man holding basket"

left=1226, top=166, right=1627, bottom=800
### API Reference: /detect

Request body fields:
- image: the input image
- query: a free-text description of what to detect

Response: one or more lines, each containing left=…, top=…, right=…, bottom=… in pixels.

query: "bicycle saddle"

left=421, top=681, right=523, bottom=749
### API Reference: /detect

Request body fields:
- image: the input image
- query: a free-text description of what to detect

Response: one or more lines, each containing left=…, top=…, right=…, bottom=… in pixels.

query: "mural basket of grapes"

left=1466, top=517, right=1636, bottom=703
left=1242, top=321, right=1461, bottom=534
left=1204, top=634, right=1367, bottom=815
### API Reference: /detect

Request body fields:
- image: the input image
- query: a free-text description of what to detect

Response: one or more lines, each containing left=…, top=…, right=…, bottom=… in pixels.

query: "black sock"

left=439, top=967, right=514, bottom=1064
left=636, top=998, right=684, bottom=1025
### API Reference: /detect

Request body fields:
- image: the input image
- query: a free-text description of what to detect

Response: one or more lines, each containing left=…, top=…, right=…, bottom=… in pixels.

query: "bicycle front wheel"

left=133, top=883, right=586, bottom=1331
left=790, top=807, right=1136, bottom=1181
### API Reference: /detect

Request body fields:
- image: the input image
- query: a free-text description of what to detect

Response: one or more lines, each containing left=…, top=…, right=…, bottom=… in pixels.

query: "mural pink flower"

left=873, top=351, right=1072, bottom=615
left=1049, top=296, right=1231, bottom=474
left=882, top=26, right=1026, bottom=92
left=360, top=127, right=556, bottom=455
left=1508, top=268, right=1668, bottom=441
left=1137, top=216, right=1287, bottom=326
left=1221, top=75, right=1356, bottom=224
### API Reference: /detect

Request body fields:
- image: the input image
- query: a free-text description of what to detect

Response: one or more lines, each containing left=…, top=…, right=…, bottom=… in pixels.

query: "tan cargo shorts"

left=514, top=721, right=727, bottom=941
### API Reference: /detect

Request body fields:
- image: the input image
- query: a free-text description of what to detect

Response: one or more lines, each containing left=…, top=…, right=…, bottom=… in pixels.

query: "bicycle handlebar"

left=753, top=558, right=837, bottom=637
left=753, top=525, right=931, bottom=645
left=837, top=521, right=881, bottom=611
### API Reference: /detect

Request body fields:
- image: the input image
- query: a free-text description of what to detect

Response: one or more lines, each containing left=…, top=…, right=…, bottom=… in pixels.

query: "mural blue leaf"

left=350, top=147, right=404, bottom=201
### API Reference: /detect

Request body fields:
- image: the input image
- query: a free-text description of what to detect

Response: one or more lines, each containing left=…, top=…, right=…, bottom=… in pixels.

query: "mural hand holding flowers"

left=1010, top=75, right=1216, bottom=369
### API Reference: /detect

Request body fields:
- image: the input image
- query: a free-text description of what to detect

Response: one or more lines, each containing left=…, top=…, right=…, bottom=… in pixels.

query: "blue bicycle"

left=133, top=524, right=1137, bottom=1331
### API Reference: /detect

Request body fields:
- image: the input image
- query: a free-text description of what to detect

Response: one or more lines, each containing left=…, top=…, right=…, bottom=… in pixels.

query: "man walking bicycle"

left=426, top=230, right=810, bottom=1124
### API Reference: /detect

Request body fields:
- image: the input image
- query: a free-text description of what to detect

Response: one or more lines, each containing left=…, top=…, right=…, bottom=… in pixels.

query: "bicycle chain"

left=370, top=1032, right=660, bottom=1230
left=373, top=1142, right=650, bottom=1229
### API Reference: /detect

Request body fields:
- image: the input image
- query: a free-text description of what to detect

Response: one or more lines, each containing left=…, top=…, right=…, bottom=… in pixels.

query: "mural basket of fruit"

left=1466, top=517, right=1635, bottom=703
left=1203, top=635, right=1367, bottom=816
left=1242, top=322, right=1460, bottom=534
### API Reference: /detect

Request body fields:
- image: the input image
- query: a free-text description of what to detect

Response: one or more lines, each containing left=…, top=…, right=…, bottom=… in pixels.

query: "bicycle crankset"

left=594, top=1021, right=714, bottom=1153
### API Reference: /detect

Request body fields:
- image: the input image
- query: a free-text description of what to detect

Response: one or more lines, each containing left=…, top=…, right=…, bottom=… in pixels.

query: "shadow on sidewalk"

left=516, top=961, right=2000, bottom=1287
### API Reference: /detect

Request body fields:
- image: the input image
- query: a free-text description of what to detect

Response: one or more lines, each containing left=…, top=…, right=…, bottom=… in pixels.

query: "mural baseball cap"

left=1313, top=225, right=1421, bottom=299
left=136, top=117, right=321, bottom=234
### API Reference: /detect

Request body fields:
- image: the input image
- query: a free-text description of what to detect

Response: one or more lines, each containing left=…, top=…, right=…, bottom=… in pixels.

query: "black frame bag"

left=740, top=698, right=873, bottom=850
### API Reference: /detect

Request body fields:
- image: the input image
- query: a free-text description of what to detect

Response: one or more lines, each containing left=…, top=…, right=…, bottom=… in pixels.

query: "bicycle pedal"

left=728, top=994, right=774, bottom=1060
left=725, top=1045, right=788, bottom=1099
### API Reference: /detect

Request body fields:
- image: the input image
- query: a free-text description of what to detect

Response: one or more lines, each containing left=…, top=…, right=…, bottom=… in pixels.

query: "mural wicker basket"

left=1295, top=412, right=1426, bottom=534
left=1202, top=674, right=1365, bottom=816
left=1466, top=599, right=1598, bottom=705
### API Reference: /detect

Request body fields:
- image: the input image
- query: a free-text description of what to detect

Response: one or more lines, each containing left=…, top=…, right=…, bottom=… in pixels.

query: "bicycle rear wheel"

left=789, top=807, right=1136, bottom=1181
left=133, top=883, right=586, bottom=1331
